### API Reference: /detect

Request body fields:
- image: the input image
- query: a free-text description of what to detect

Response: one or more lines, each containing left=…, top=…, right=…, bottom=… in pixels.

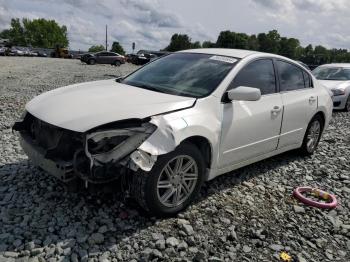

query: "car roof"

left=319, top=63, right=350, bottom=68
left=179, top=48, right=263, bottom=59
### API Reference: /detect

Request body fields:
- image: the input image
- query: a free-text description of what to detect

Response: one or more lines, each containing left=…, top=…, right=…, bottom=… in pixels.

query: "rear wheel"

left=299, top=115, right=323, bottom=155
left=131, top=143, right=205, bottom=216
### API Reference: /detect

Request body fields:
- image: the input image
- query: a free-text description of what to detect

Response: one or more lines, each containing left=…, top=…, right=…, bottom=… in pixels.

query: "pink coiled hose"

left=293, top=187, right=337, bottom=209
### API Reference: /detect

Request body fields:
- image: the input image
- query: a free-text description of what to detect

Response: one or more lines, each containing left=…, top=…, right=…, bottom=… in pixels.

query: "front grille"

left=30, top=117, right=63, bottom=149
left=23, top=113, right=83, bottom=161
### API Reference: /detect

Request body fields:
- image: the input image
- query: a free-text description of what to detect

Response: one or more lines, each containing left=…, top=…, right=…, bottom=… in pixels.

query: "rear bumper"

left=19, top=133, right=75, bottom=182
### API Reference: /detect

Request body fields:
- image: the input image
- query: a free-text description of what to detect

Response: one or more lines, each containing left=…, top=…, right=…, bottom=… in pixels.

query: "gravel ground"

left=0, top=57, right=349, bottom=262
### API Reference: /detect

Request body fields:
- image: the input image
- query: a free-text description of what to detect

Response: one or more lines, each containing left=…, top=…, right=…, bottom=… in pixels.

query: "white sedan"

left=14, top=49, right=333, bottom=216
left=313, top=63, right=350, bottom=111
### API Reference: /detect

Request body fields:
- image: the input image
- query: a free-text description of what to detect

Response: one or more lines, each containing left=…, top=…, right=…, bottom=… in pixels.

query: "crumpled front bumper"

left=332, top=94, right=348, bottom=109
left=19, top=133, right=75, bottom=182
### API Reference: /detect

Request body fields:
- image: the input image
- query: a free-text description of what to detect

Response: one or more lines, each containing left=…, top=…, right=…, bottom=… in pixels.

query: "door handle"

left=271, top=106, right=282, bottom=114
left=309, top=96, right=317, bottom=103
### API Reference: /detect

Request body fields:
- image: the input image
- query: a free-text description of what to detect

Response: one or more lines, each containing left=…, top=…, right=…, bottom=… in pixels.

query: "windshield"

left=313, top=67, right=350, bottom=81
left=122, top=53, right=238, bottom=98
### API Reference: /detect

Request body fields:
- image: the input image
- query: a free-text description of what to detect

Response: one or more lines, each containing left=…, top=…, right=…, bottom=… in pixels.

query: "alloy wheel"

left=346, top=97, right=350, bottom=112
left=156, top=155, right=198, bottom=208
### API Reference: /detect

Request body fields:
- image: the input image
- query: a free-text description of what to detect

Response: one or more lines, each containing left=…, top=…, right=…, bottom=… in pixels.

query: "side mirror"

left=226, top=86, right=261, bottom=101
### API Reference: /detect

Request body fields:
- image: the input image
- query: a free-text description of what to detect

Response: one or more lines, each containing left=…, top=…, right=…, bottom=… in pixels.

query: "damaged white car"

left=13, top=49, right=333, bottom=216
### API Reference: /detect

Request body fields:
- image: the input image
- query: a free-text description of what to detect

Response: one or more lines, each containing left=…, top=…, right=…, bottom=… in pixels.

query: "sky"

left=0, top=0, right=349, bottom=52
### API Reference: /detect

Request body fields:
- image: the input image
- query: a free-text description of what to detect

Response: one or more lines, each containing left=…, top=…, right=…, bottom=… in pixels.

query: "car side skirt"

left=207, top=143, right=300, bottom=181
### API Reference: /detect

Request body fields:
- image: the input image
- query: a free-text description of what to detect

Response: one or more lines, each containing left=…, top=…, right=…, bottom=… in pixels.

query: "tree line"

left=0, top=17, right=126, bottom=55
left=88, top=42, right=125, bottom=55
left=2, top=17, right=349, bottom=65
left=0, top=18, right=69, bottom=48
left=164, top=30, right=350, bottom=65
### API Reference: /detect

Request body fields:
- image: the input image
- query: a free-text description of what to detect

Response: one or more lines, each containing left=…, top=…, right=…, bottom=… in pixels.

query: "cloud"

left=0, top=0, right=205, bottom=51
left=250, top=0, right=348, bottom=12
left=1, top=0, right=350, bottom=51
left=249, top=0, right=350, bottom=49
left=120, top=0, right=183, bottom=28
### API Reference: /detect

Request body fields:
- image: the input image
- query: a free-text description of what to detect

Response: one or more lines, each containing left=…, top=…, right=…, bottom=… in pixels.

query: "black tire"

left=88, top=59, right=96, bottom=65
left=344, top=95, right=350, bottom=112
left=299, top=114, right=324, bottom=155
left=114, top=60, right=121, bottom=66
left=131, top=143, right=205, bottom=216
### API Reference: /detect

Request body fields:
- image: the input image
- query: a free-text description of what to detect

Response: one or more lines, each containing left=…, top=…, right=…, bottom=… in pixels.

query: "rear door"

left=219, top=59, right=283, bottom=167
left=97, top=52, right=108, bottom=63
left=275, top=60, right=317, bottom=148
left=106, top=52, right=117, bottom=64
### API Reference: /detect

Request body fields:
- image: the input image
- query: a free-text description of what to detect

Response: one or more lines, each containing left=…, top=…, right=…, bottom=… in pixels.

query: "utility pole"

left=105, top=25, right=108, bottom=51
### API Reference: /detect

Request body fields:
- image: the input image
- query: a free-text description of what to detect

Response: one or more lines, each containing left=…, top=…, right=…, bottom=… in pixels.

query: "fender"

left=135, top=99, right=222, bottom=172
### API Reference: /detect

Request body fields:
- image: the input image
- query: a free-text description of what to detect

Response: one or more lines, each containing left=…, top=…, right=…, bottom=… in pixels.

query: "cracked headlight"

left=85, top=122, right=157, bottom=164
left=331, top=88, right=345, bottom=96
left=88, top=135, right=129, bottom=154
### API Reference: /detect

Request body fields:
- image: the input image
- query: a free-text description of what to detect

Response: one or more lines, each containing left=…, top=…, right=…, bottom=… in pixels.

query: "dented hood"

left=26, top=79, right=195, bottom=132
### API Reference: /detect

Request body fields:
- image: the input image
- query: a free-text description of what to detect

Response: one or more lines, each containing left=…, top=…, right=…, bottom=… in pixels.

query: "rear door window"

left=303, top=71, right=313, bottom=88
left=276, top=60, right=305, bottom=91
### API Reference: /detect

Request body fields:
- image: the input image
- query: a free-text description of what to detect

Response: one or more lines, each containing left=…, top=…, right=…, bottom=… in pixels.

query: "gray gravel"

left=0, top=57, right=349, bottom=261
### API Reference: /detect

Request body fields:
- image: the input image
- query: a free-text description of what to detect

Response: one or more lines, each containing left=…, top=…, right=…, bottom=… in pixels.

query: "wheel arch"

left=314, top=111, right=325, bottom=125
left=180, top=136, right=213, bottom=170
left=313, top=110, right=328, bottom=133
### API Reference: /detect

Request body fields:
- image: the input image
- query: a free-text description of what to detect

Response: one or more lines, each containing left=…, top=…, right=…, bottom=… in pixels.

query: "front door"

left=219, top=59, right=283, bottom=168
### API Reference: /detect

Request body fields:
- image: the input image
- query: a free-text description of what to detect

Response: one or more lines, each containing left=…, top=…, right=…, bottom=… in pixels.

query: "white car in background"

left=313, top=64, right=350, bottom=111
left=14, top=49, right=333, bottom=216
left=11, top=47, right=24, bottom=56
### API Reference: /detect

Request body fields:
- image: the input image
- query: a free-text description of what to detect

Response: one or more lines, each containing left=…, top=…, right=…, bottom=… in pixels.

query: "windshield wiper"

left=130, top=83, right=169, bottom=94
left=115, top=76, right=124, bottom=83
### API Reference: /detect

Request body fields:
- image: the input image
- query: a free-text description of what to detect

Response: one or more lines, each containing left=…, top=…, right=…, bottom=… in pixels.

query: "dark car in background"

left=131, top=50, right=170, bottom=65
left=34, top=51, right=48, bottom=57
left=125, top=53, right=138, bottom=63
left=80, top=51, right=126, bottom=66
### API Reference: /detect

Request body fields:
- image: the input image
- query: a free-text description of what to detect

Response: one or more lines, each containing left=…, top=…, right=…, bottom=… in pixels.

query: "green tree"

left=191, top=41, right=201, bottom=49
left=0, top=29, right=11, bottom=41
left=0, top=18, right=68, bottom=48
left=299, top=44, right=315, bottom=65
left=258, top=30, right=280, bottom=54
left=88, top=45, right=105, bottom=53
left=163, top=30, right=350, bottom=65
left=202, top=41, right=216, bottom=48
left=110, top=41, right=125, bottom=55
left=279, top=37, right=300, bottom=59
left=216, top=31, right=249, bottom=49
left=247, top=35, right=259, bottom=50
left=165, top=34, right=192, bottom=52
left=2, top=18, right=26, bottom=46
left=314, top=45, right=330, bottom=64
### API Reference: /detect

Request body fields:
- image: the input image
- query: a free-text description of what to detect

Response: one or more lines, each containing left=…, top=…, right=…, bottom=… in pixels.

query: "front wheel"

left=114, top=60, right=121, bottom=66
left=344, top=95, right=350, bottom=112
left=299, top=115, right=324, bottom=155
left=88, top=59, right=96, bottom=65
left=131, top=143, right=205, bottom=216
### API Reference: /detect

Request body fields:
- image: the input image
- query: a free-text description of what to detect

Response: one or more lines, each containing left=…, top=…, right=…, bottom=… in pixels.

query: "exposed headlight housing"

left=331, top=88, right=345, bottom=96
left=85, top=122, right=157, bottom=165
